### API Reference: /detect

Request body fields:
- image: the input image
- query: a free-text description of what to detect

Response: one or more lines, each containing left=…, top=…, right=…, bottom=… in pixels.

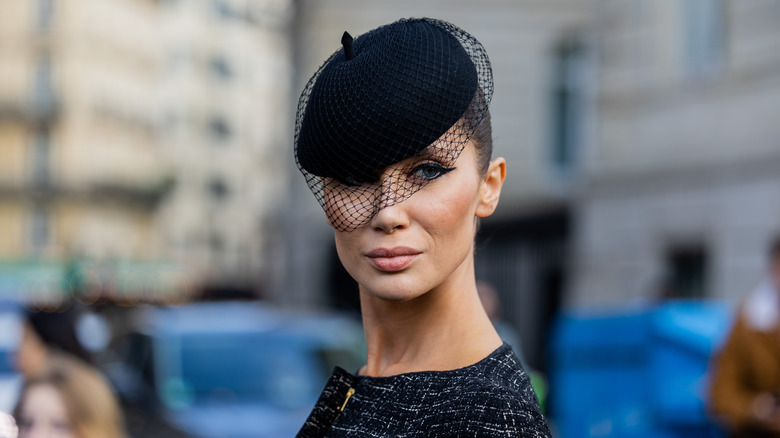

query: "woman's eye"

left=411, top=163, right=453, bottom=181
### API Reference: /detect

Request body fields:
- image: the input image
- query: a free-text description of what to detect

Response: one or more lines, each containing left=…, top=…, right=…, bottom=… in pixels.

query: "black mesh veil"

left=294, top=18, right=493, bottom=232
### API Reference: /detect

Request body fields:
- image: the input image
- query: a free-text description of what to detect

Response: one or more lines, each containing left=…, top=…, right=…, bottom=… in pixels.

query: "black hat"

left=295, top=18, right=493, bottom=231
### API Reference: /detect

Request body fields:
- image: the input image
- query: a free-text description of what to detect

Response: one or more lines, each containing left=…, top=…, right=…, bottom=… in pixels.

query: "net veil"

left=294, top=18, right=493, bottom=232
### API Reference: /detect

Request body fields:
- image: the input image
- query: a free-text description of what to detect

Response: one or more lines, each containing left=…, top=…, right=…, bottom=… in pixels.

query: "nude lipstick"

left=365, top=247, right=420, bottom=272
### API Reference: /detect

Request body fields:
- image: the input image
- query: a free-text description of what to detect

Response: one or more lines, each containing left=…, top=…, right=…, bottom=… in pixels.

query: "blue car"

left=108, top=301, right=363, bottom=438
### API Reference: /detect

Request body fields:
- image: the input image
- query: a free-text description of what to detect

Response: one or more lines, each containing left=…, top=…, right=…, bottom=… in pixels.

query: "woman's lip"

left=366, top=246, right=420, bottom=258
left=366, top=247, right=421, bottom=272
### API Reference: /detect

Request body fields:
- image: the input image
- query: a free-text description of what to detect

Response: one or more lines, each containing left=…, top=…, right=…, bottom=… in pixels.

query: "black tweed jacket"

left=297, top=344, right=551, bottom=437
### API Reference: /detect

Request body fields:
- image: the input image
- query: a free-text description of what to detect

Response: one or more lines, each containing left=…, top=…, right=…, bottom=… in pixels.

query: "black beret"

left=296, top=18, right=480, bottom=183
left=294, top=17, right=493, bottom=231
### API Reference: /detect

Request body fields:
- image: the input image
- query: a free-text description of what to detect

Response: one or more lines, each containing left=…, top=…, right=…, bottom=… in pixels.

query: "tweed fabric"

left=297, top=367, right=356, bottom=438
left=297, top=344, right=551, bottom=437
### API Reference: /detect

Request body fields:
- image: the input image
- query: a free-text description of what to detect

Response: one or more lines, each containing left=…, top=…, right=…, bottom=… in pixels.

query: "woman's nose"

left=370, top=200, right=410, bottom=233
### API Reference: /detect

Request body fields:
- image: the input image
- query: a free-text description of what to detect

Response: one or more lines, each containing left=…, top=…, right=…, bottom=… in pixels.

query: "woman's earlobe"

left=476, top=158, right=506, bottom=218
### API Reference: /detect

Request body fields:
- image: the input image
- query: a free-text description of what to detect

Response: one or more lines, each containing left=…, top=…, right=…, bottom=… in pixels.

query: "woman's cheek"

left=323, top=180, right=380, bottom=232
left=334, top=232, right=362, bottom=278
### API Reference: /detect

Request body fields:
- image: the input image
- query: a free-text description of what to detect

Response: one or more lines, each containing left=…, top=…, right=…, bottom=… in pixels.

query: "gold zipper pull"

left=339, top=387, right=355, bottom=412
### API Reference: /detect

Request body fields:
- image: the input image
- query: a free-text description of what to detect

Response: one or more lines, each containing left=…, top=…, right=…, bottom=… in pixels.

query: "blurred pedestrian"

left=15, top=304, right=95, bottom=379
left=293, top=17, right=550, bottom=437
left=13, top=355, right=127, bottom=438
left=710, top=234, right=780, bottom=437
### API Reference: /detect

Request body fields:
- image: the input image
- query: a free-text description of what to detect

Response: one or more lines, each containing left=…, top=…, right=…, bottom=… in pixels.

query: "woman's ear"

left=476, top=157, right=506, bottom=218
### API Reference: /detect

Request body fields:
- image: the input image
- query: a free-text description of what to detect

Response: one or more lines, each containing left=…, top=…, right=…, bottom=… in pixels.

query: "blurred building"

left=0, top=0, right=293, bottom=303
left=156, top=0, right=293, bottom=296
left=0, top=1, right=166, bottom=260
left=570, top=1, right=780, bottom=308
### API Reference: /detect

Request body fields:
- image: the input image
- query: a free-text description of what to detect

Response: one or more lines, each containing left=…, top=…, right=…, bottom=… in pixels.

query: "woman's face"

left=332, top=141, right=505, bottom=302
left=15, top=324, right=48, bottom=378
left=16, top=383, right=76, bottom=438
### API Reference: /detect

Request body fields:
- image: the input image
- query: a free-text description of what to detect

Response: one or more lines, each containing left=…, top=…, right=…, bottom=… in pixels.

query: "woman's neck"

left=358, top=263, right=502, bottom=377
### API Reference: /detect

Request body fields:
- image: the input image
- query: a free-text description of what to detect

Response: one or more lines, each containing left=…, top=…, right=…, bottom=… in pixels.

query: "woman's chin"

left=362, top=283, right=428, bottom=303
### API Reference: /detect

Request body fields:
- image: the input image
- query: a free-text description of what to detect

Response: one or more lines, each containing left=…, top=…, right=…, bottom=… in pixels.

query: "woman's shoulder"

left=413, top=344, right=551, bottom=436
left=416, top=377, right=549, bottom=437
left=463, top=379, right=550, bottom=435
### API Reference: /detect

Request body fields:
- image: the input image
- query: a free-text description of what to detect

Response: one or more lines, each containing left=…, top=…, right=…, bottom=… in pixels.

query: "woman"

left=13, top=356, right=127, bottom=438
left=295, top=18, right=550, bottom=437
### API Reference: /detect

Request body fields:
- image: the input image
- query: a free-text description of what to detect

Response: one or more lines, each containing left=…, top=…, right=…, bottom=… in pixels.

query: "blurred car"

left=549, top=300, right=731, bottom=438
left=106, top=301, right=364, bottom=438
left=0, top=303, right=22, bottom=417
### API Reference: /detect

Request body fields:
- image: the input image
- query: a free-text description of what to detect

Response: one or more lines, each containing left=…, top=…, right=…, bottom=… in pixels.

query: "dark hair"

left=461, top=91, right=493, bottom=176
left=465, top=94, right=494, bottom=237
left=25, top=304, right=94, bottom=366
left=472, top=107, right=493, bottom=176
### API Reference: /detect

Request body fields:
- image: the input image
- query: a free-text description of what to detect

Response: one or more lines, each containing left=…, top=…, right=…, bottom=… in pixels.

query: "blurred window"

left=209, top=233, right=224, bottom=253
left=36, top=0, right=53, bottom=31
left=211, top=0, right=238, bottom=20
left=207, top=177, right=229, bottom=200
left=33, top=56, right=54, bottom=113
left=210, top=0, right=254, bottom=23
left=681, top=0, right=726, bottom=77
left=210, top=56, right=233, bottom=81
left=29, top=204, right=49, bottom=254
left=550, top=37, right=587, bottom=174
left=208, top=117, right=231, bottom=141
left=29, top=129, right=51, bottom=186
left=211, top=0, right=230, bottom=18
left=665, top=244, right=709, bottom=299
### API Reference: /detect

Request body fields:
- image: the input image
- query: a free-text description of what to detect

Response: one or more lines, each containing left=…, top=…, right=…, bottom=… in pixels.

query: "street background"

left=2, top=0, right=780, bottom=437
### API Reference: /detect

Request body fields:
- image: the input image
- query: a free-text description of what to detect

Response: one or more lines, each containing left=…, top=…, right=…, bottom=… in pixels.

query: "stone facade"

left=570, top=0, right=780, bottom=308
